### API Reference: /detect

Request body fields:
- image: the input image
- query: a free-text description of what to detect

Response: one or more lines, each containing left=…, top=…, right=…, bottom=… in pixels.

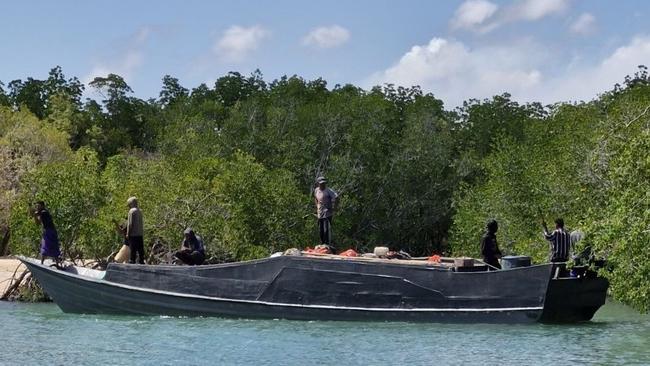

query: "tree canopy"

left=1, top=66, right=648, bottom=312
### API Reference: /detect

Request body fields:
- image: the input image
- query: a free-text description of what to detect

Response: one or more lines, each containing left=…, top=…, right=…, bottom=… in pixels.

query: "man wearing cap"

left=314, top=176, right=339, bottom=247
left=126, top=197, right=145, bottom=264
left=175, top=228, right=206, bottom=265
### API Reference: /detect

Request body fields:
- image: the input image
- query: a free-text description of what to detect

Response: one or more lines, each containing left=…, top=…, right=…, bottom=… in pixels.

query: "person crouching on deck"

left=175, top=228, right=205, bottom=265
left=32, top=201, right=62, bottom=266
left=480, top=219, right=502, bottom=270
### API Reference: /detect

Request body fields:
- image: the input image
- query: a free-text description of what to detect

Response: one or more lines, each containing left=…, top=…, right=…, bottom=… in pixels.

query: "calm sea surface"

left=1, top=300, right=649, bottom=366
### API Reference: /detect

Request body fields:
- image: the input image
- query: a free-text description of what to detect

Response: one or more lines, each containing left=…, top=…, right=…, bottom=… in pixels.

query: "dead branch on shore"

left=1, top=267, right=29, bottom=300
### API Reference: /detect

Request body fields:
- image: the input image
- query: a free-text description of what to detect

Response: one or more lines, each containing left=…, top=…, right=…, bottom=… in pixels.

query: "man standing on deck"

left=542, top=218, right=572, bottom=262
left=126, top=197, right=145, bottom=264
left=480, top=219, right=502, bottom=270
left=314, top=176, right=339, bottom=249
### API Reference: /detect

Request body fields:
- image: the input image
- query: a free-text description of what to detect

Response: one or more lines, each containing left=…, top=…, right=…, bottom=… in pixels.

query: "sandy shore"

left=0, top=257, right=25, bottom=295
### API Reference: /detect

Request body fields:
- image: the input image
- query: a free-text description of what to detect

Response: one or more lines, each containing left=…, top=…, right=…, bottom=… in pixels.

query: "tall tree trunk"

left=0, top=226, right=9, bottom=256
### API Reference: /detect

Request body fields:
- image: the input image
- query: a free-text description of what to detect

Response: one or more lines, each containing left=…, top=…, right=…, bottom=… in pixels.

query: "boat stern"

left=539, top=275, right=609, bottom=323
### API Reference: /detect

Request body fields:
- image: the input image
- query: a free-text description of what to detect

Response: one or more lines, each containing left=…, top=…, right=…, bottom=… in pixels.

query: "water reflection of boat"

left=18, top=254, right=608, bottom=323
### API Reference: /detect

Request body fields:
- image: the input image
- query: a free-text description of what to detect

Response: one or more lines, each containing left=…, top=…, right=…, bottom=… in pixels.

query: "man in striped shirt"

left=542, top=218, right=572, bottom=262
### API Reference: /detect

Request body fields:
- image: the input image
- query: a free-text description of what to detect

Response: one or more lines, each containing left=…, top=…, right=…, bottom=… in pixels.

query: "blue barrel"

left=501, top=255, right=532, bottom=269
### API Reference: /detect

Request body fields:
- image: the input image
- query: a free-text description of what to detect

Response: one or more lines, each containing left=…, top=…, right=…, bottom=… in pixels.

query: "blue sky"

left=2, top=0, right=650, bottom=107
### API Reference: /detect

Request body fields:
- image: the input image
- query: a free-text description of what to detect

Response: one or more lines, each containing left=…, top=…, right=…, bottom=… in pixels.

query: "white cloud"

left=84, top=27, right=152, bottom=85
left=302, top=25, right=351, bottom=48
left=366, top=35, right=650, bottom=107
left=508, top=0, right=569, bottom=21
left=452, top=0, right=570, bottom=33
left=570, top=13, right=596, bottom=35
left=537, top=35, right=650, bottom=103
left=450, top=0, right=499, bottom=31
left=214, top=25, right=270, bottom=62
left=134, top=27, right=152, bottom=44
left=366, top=37, right=543, bottom=106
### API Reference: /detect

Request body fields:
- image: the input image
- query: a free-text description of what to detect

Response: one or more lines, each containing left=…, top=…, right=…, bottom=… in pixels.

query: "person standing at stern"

left=542, top=218, right=572, bottom=263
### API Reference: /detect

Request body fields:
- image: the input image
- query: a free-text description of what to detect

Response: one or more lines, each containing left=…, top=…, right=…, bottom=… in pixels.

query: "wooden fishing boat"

left=18, top=254, right=608, bottom=323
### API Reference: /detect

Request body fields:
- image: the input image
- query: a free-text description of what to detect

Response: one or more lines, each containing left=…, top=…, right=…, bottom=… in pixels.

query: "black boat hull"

left=18, top=256, right=607, bottom=323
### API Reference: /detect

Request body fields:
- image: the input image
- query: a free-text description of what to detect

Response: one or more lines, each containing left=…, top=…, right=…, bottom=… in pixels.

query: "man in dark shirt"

left=174, top=228, right=206, bottom=265
left=542, top=218, right=572, bottom=262
left=480, top=219, right=502, bottom=270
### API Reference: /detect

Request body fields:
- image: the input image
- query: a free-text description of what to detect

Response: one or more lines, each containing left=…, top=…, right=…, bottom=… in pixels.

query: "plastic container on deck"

left=500, top=255, right=532, bottom=269
left=454, top=257, right=474, bottom=267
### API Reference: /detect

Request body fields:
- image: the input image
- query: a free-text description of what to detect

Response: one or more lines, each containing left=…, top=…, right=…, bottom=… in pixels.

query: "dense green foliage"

left=1, top=66, right=648, bottom=311
left=450, top=71, right=650, bottom=311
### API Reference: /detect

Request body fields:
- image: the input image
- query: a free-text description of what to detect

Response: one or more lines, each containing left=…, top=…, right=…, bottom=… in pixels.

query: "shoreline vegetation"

left=0, top=66, right=648, bottom=312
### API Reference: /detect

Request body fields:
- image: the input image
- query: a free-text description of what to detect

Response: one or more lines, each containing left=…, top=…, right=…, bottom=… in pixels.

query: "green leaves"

left=2, top=66, right=649, bottom=312
left=9, top=148, right=103, bottom=259
left=0, top=107, right=72, bottom=233
left=212, top=152, right=311, bottom=259
left=451, top=85, right=650, bottom=312
left=584, top=94, right=650, bottom=311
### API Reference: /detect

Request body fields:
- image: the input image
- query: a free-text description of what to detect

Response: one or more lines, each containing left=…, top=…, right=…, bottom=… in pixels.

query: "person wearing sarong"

left=33, top=201, right=61, bottom=265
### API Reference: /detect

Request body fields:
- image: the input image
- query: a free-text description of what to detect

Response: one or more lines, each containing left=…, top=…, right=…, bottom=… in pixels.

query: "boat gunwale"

left=108, top=254, right=555, bottom=276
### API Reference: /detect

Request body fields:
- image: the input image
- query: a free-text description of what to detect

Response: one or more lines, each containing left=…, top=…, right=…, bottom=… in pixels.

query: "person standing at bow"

left=32, top=201, right=61, bottom=266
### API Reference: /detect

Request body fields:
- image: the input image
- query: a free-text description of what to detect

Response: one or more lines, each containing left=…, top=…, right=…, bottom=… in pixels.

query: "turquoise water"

left=1, top=301, right=649, bottom=365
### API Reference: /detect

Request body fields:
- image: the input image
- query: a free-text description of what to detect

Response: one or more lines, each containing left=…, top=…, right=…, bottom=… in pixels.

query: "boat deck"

left=298, top=252, right=460, bottom=268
